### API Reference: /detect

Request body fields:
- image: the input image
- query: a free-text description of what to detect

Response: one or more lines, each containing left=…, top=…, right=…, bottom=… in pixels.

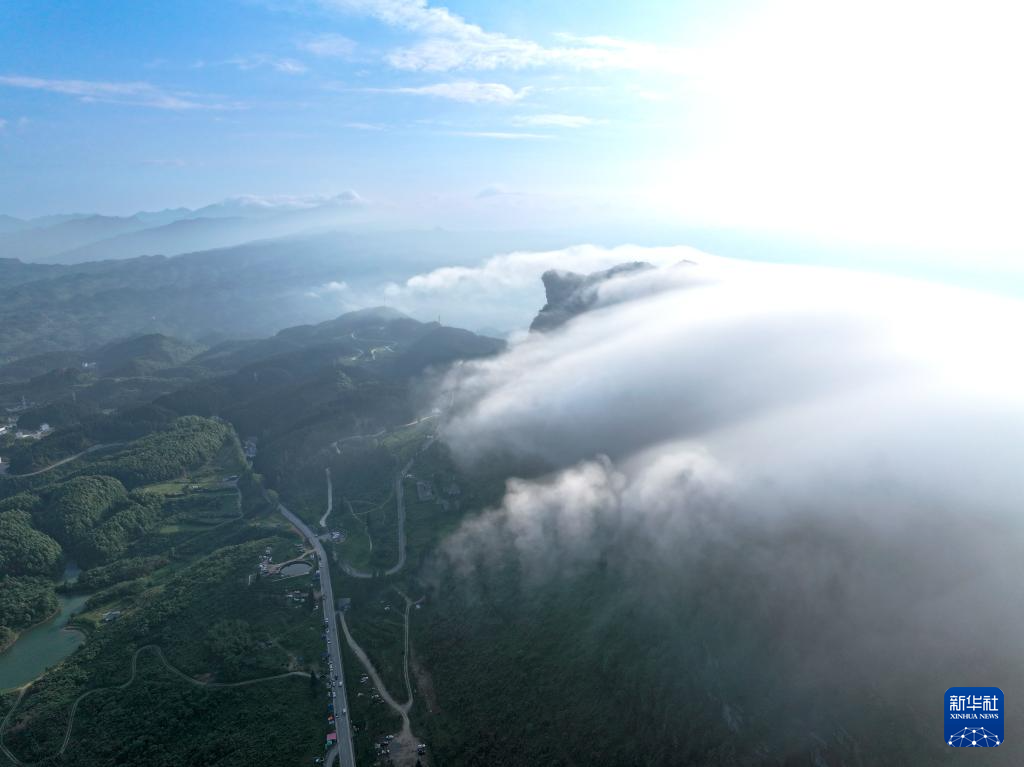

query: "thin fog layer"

left=432, top=250, right=1024, bottom=753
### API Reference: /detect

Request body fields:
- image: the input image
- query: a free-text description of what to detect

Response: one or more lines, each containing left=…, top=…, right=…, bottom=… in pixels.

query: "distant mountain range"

left=0, top=193, right=367, bottom=263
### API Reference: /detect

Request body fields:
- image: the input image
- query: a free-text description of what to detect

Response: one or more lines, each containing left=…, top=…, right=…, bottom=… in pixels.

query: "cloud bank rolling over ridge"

left=369, top=244, right=697, bottom=333
left=424, top=250, right=1024, bottom=756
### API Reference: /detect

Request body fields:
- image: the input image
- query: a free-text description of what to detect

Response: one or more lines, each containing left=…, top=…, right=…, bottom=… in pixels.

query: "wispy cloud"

left=299, top=33, right=356, bottom=58
left=222, top=55, right=308, bottom=74
left=211, top=191, right=364, bottom=212
left=0, top=118, right=6, bottom=130
left=305, top=280, right=351, bottom=299
left=512, top=113, right=593, bottom=128
left=365, top=81, right=530, bottom=104
left=319, top=0, right=689, bottom=73
left=449, top=130, right=550, bottom=140
left=0, top=74, right=239, bottom=110
left=342, top=121, right=386, bottom=130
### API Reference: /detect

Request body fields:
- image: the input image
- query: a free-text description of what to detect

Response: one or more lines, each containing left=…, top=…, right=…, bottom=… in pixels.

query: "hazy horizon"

left=3, top=1, right=1024, bottom=283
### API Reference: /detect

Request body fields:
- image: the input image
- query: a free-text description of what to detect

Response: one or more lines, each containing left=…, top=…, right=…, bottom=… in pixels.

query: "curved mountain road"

left=333, top=454, right=416, bottom=580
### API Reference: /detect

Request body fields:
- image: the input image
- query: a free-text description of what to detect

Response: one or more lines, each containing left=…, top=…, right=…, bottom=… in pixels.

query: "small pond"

left=278, top=561, right=313, bottom=577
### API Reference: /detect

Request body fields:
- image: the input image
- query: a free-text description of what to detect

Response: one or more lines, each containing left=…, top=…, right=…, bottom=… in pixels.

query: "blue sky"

left=0, top=0, right=712, bottom=219
left=2, top=0, right=1023, bottom=280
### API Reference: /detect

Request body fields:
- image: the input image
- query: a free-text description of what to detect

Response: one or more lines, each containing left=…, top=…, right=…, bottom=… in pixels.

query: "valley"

left=0, top=307, right=506, bottom=767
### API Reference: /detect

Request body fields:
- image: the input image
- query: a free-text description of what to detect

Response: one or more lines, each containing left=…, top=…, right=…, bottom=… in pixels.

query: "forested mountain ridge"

left=0, top=227, right=584, bottom=362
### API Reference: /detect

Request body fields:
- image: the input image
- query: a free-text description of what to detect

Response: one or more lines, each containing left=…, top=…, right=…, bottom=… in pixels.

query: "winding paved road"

left=334, top=453, right=417, bottom=580
left=277, top=501, right=357, bottom=767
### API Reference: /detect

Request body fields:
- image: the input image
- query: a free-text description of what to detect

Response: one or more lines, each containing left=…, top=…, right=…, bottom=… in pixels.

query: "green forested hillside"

left=35, top=476, right=128, bottom=549
left=0, top=416, right=236, bottom=654
left=3, top=534, right=327, bottom=766
left=93, top=333, right=205, bottom=377
left=85, top=416, right=231, bottom=487
left=0, top=509, right=63, bottom=576
left=0, top=576, right=58, bottom=652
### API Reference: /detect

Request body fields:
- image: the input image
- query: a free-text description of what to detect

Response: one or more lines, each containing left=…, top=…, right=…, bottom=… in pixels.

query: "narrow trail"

left=338, top=590, right=426, bottom=765
left=395, top=590, right=424, bottom=708
left=0, top=688, right=27, bottom=767
left=319, top=467, right=333, bottom=528
left=1, top=481, right=249, bottom=765
left=335, top=454, right=416, bottom=579
left=0, top=645, right=308, bottom=766
left=383, top=457, right=415, bottom=577
left=339, top=612, right=408, bottom=716
left=345, top=497, right=373, bottom=553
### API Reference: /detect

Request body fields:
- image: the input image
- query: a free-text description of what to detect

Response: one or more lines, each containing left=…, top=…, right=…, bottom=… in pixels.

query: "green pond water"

left=0, top=564, right=90, bottom=690
left=279, top=561, right=313, bottom=577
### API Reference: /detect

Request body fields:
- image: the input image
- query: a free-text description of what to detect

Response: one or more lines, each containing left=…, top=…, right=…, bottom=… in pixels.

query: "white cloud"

left=306, top=280, right=351, bottom=299
left=299, top=33, right=356, bottom=58
left=319, top=0, right=688, bottom=73
left=225, top=55, right=308, bottom=74
left=366, top=81, right=530, bottom=104
left=430, top=250, right=1024, bottom=749
left=273, top=59, right=308, bottom=74
left=209, top=191, right=363, bottom=212
left=342, top=121, right=386, bottom=131
left=439, top=254, right=1024, bottom=467
left=512, top=113, right=592, bottom=128
left=379, top=244, right=692, bottom=332
left=449, top=130, right=550, bottom=140
left=0, top=118, right=6, bottom=130
left=0, top=74, right=237, bottom=110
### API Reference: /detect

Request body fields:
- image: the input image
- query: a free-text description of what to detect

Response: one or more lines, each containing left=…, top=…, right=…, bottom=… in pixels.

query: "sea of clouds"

left=423, top=247, right=1024, bottom=753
